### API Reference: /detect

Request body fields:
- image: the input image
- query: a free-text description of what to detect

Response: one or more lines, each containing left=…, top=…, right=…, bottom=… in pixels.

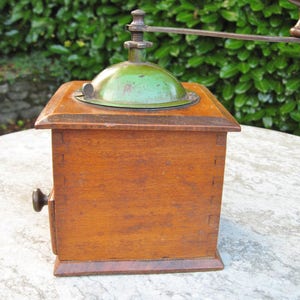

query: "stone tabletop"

left=0, top=126, right=299, bottom=300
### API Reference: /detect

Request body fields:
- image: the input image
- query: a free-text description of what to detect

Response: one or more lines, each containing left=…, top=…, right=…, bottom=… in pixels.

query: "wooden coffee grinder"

left=32, top=9, right=243, bottom=276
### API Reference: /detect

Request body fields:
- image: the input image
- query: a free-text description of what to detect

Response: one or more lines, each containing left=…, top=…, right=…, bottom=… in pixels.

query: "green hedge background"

left=1, top=0, right=300, bottom=134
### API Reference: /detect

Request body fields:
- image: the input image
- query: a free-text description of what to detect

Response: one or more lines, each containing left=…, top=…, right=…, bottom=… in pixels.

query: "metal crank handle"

left=130, top=0, right=300, bottom=42
left=144, top=26, right=300, bottom=43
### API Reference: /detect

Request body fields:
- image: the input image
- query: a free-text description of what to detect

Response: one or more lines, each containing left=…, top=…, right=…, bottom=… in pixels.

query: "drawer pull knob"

left=32, top=188, right=48, bottom=212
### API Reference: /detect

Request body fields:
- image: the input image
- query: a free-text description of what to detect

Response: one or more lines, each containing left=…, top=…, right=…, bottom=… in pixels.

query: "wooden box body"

left=36, top=81, right=240, bottom=276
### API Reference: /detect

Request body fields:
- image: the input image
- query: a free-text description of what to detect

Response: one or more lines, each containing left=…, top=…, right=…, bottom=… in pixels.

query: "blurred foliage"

left=0, top=119, right=35, bottom=135
left=0, top=52, right=68, bottom=83
left=0, top=0, right=300, bottom=134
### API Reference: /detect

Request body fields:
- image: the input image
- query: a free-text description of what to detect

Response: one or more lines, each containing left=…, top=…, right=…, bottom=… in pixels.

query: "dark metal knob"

left=32, top=188, right=48, bottom=212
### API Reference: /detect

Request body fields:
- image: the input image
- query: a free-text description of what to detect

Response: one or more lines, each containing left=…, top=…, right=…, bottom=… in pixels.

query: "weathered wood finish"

left=47, top=192, right=57, bottom=255
left=54, top=251, right=224, bottom=276
left=35, top=81, right=240, bottom=133
left=52, top=129, right=226, bottom=262
left=36, top=81, right=240, bottom=276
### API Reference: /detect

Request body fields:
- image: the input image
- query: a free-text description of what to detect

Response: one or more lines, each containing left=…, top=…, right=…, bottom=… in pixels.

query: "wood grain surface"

left=52, top=130, right=226, bottom=262
left=54, top=251, right=224, bottom=276
left=37, top=80, right=240, bottom=275
left=35, top=81, right=240, bottom=132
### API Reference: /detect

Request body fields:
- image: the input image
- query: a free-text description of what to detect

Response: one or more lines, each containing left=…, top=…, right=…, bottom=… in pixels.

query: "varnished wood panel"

left=54, top=250, right=224, bottom=276
left=35, top=81, right=241, bottom=132
left=48, top=191, right=57, bottom=255
left=38, top=79, right=241, bottom=275
left=52, top=129, right=226, bottom=261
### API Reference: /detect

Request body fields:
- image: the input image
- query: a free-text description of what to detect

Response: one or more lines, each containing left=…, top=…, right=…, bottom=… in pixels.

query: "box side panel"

left=48, top=191, right=57, bottom=254
left=52, top=129, right=226, bottom=261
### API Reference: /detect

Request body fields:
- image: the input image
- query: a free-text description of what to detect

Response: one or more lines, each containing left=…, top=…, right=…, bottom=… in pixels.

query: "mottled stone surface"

left=0, top=77, right=58, bottom=124
left=0, top=126, right=299, bottom=300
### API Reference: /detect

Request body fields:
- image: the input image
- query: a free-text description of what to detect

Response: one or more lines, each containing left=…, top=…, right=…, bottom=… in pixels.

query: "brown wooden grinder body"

left=35, top=81, right=240, bottom=276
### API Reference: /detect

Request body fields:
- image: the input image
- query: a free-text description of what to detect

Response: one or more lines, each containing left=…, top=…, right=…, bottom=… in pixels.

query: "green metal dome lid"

left=75, top=61, right=198, bottom=109
left=74, top=10, right=199, bottom=109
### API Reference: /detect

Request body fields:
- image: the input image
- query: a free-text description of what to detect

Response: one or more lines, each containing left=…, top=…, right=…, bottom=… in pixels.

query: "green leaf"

left=236, top=25, right=252, bottom=35
left=186, top=34, right=198, bottom=44
left=67, top=54, right=80, bottom=62
left=265, top=107, right=277, bottom=116
left=237, top=49, right=250, bottom=61
left=262, top=117, right=273, bottom=128
left=220, top=10, right=239, bottom=22
left=178, top=1, right=195, bottom=11
left=222, top=84, right=234, bottom=101
left=245, top=42, right=255, bottom=51
left=249, top=110, right=265, bottom=121
left=222, top=0, right=238, bottom=8
left=248, top=56, right=259, bottom=68
left=285, top=78, right=300, bottom=93
left=246, top=96, right=259, bottom=107
left=204, top=3, right=221, bottom=12
left=31, top=17, right=48, bottom=29
left=270, top=16, right=282, bottom=27
left=49, top=45, right=70, bottom=55
left=225, top=39, right=244, bottom=50
left=277, top=95, right=287, bottom=103
left=83, top=24, right=97, bottom=35
left=275, top=56, right=288, bottom=70
left=239, top=73, right=252, bottom=83
left=262, top=46, right=271, bottom=57
left=234, top=94, right=247, bottom=108
left=251, top=68, right=265, bottom=81
left=187, top=56, right=205, bottom=67
left=201, top=13, right=218, bottom=24
left=172, top=64, right=185, bottom=76
left=169, top=45, right=180, bottom=57
left=279, top=0, right=294, bottom=9
left=250, top=0, right=264, bottom=11
left=5, top=11, right=23, bottom=25
left=257, top=23, right=268, bottom=35
left=158, top=56, right=170, bottom=68
left=220, top=64, right=239, bottom=79
left=266, top=60, right=276, bottom=73
left=237, top=9, right=247, bottom=26
left=279, top=44, right=300, bottom=58
left=176, top=11, right=193, bottom=23
left=238, top=62, right=250, bottom=74
left=280, top=101, right=296, bottom=114
left=187, top=18, right=201, bottom=28
left=258, top=93, right=273, bottom=103
left=92, top=32, right=106, bottom=47
left=98, top=6, right=119, bottom=15
left=154, top=45, right=170, bottom=59
left=254, top=78, right=270, bottom=93
left=33, top=1, right=43, bottom=14
left=290, top=111, right=300, bottom=122
left=247, top=11, right=259, bottom=25
left=263, top=4, right=282, bottom=17
left=235, top=81, right=252, bottom=94
left=156, top=2, right=172, bottom=10
left=197, top=40, right=215, bottom=55
left=118, top=15, right=131, bottom=26
left=198, top=74, right=218, bottom=87
left=5, top=30, right=19, bottom=37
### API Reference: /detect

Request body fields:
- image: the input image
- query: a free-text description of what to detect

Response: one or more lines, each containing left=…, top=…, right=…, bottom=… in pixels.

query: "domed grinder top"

left=74, top=10, right=199, bottom=109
